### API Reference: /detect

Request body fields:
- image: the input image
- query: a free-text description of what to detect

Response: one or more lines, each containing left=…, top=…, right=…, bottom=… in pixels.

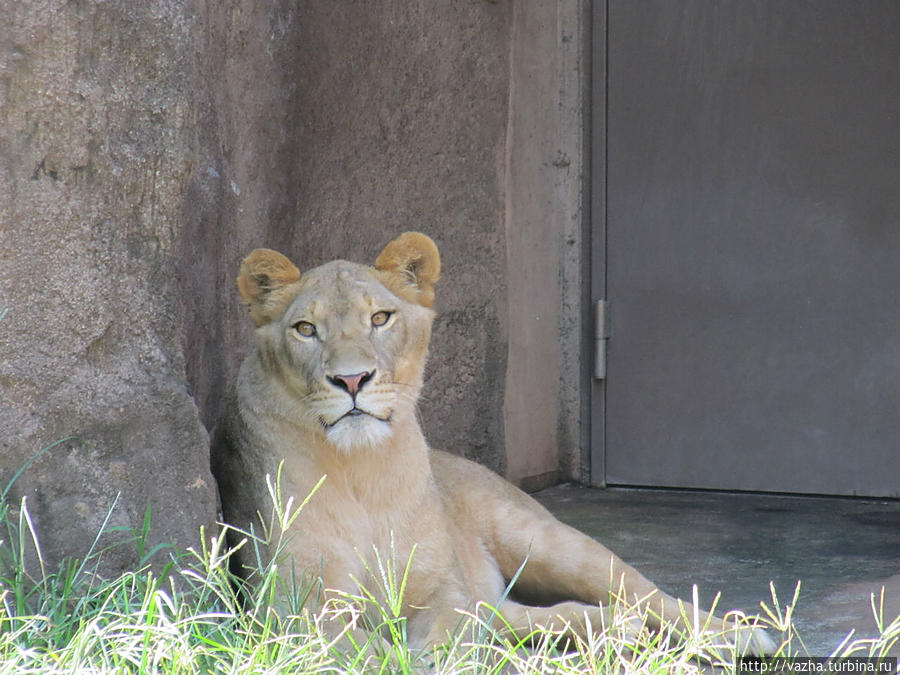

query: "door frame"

left=589, top=0, right=608, bottom=486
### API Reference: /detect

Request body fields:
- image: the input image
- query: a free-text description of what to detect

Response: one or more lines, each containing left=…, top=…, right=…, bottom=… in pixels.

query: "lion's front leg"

left=492, top=599, right=641, bottom=644
left=491, top=506, right=776, bottom=655
left=431, top=450, right=775, bottom=655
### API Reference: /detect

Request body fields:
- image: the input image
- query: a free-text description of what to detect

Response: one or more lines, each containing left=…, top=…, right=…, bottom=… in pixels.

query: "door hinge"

left=593, top=299, right=610, bottom=380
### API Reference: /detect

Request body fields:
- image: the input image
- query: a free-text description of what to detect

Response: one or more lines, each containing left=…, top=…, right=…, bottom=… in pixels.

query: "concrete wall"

left=0, top=0, right=590, bottom=572
left=504, top=1, right=592, bottom=488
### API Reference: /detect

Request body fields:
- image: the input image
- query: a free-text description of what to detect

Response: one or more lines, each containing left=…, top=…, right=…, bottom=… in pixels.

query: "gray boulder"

left=0, top=1, right=217, bottom=573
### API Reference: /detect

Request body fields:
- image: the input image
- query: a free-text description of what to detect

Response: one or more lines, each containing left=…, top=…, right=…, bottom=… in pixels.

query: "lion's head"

left=236, top=232, right=440, bottom=452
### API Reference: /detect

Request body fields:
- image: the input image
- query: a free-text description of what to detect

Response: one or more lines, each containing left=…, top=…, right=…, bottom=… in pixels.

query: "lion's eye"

left=294, top=321, right=317, bottom=338
left=371, top=311, right=392, bottom=328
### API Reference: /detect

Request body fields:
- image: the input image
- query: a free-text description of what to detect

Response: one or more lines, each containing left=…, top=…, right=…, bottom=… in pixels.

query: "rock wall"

left=275, top=2, right=512, bottom=472
left=181, top=0, right=513, bottom=474
left=0, top=0, right=517, bottom=572
left=0, top=1, right=218, bottom=572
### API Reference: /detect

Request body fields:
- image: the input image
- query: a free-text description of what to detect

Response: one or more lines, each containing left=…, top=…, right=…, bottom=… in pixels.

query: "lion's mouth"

left=323, top=408, right=392, bottom=428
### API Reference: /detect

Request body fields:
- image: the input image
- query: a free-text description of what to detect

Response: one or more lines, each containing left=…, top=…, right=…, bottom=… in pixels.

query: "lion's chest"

left=285, top=475, right=453, bottom=597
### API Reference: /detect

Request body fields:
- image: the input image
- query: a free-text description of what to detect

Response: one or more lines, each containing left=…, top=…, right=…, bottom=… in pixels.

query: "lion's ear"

left=237, top=249, right=302, bottom=326
left=374, top=232, right=441, bottom=308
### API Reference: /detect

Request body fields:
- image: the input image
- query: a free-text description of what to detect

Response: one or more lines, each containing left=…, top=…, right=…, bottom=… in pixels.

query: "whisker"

left=390, top=382, right=420, bottom=391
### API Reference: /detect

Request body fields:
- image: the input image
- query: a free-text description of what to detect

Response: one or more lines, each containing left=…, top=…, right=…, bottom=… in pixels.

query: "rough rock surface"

left=1, top=0, right=514, bottom=572
left=0, top=1, right=217, bottom=572
left=181, top=1, right=512, bottom=473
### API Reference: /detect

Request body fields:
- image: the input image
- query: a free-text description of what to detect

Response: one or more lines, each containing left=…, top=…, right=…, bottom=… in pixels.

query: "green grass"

left=0, top=459, right=897, bottom=673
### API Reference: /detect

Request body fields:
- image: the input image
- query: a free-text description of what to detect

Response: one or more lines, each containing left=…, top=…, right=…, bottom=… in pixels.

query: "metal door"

left=597, top=1, right=900, bottom=496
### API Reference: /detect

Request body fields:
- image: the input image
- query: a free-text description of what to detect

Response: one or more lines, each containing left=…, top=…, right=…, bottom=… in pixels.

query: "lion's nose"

left=328, top=371, right=375, bottom=397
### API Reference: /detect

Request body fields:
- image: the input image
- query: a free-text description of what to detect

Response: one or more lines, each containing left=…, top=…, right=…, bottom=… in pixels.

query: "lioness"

left=212, top=232, right=773, bottom=654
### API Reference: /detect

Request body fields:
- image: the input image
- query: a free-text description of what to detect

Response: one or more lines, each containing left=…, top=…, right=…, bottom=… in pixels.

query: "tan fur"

left=237, top=248, right=303, bottom=327
left=374, top=231, right=441, bottom=308
left=213, top=232, right=774, bottom=654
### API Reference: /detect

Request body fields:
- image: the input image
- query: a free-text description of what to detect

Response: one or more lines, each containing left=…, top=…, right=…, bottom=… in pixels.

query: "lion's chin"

left=326, top=415, right=393, bottom=452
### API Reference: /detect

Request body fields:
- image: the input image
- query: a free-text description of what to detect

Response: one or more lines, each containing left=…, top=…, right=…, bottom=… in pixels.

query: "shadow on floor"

left=533, top=485, right=900, bottom=655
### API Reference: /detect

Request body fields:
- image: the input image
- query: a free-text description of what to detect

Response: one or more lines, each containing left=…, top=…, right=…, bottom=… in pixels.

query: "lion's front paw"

left=733, top=625, right=778, bottom=656
left=618, top=614, right=648, bottom=645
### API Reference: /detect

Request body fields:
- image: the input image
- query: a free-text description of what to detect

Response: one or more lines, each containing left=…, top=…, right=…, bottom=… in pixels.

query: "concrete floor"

left=534, top=485, right=900, bottom=656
